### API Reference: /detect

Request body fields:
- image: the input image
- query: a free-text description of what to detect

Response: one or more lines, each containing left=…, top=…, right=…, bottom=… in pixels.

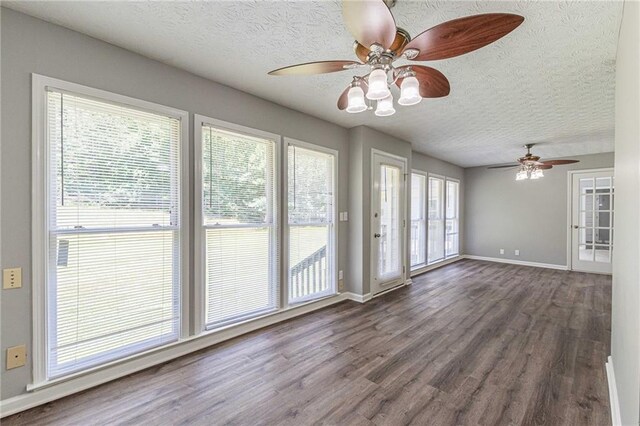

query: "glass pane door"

left=378, top=164, right=401, bottom=280
left=371, top=152, right=406, bottom=295
left=572, top=171, right=614, bottom=273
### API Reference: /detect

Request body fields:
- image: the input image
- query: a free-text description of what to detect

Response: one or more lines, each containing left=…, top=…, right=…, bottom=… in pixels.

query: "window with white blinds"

left=410, top=173, right=427, bottom=268
left=45, top=89, right=183, bottom=378
left=427, top=176, right=445, bottom=264
left=288, top=144, right=336, bottom=303
left=201, top=124, right=278, bottom=328
left=446, top=180, right=460, bottom=257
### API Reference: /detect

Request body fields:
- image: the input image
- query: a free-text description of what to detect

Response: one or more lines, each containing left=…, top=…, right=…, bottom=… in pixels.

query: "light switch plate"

left=3, top=268, right=22, bottom=289
left=6, top=345, right=27, bottom=369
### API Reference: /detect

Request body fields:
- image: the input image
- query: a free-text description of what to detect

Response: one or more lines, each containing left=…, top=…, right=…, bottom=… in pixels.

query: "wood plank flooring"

left=3, top=259, right=612, bottom=425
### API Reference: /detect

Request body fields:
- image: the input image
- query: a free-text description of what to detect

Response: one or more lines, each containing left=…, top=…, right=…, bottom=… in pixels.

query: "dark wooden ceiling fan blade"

left=395, top=65, right=450, bottom=98
left=538, top=164, right=554, bottom=169
left=540, top=159, right=580, bottom=166
left=343, top=0, right=397, bottom=50
left=268, top=60, right=361, bottom=76
left=401, top=13, right=524, bottom=61
left=487, top=164, right=520, bottom=169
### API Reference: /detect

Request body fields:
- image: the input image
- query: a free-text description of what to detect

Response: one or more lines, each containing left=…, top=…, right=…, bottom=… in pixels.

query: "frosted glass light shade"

left=375, top=94, right=395, bottom=117
left=366, top=68, right=390, bottom=100
left=531, top=168, right=544, bottom=179
left=346, top=86, right=367, bottom=113
left=398, top=76, right=421, bottom=106
left=515, top=170, right=528, bottom=181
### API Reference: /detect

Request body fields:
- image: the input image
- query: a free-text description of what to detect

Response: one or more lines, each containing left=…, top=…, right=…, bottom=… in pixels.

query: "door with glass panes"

left=371, top=151, right=406, bottom=295
left=571, top=170, right=614, bottom=274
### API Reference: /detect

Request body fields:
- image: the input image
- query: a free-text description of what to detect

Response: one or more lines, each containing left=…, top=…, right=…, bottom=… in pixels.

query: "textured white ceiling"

left=5, top=0, right=622, bottom=167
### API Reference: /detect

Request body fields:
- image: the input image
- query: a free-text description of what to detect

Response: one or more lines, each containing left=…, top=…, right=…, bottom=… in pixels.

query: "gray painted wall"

left=0, top=8, right=351, bottom=400
left=610, top=2, right=640, bottom=424
left=464, top=152, right=614, bottom=266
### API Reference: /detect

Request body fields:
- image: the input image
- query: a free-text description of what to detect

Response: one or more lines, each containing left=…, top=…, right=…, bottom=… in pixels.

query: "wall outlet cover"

left=499, top=249, right=505, bottom=255
left=3, top=267, right=22, bottom=289
left=515, top=250, right=520, bottom=256
left=6, top=345, right=27, bottom=369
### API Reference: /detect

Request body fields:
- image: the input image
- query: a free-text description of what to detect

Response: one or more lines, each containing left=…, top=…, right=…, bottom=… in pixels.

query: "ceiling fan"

left=488, top=144, right=580, bottom=180
left=268, top=0, right=524, bottom=117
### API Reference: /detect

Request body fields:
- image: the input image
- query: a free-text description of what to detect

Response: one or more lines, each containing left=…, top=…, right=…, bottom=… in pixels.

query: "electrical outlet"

left=515, top=250, right=520, bottom=256
left=338, top=270, right=343, bottom=280
left=6, top=345, right=27, bottom=369
left=338, top=280, right=345, bottom=292
left=499, top=249, right=505, bottom=255
left=3, top=268, right=22, bottom=289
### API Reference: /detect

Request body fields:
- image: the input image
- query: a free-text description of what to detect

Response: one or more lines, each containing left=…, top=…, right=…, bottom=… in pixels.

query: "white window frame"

left=445, top=177, right=460, bottom=259
left=193, top=114, right=282, bottom=333
left=410, top=170, right=428, bottom=270
left=284, top=137, right=338, bottom=306
left=31, top=74, right=190, bottom=386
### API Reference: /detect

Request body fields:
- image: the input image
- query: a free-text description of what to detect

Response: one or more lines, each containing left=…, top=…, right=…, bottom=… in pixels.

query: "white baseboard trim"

left=0, top=293, right=349, bottom=418
left=343, top=291, right=372, bottom=303
left=345, top=278, right=413, bottom=303
left=410, top=256, right=464, bottom=277
left=606, top=356, right=622, bottom=426
left=463, top=255, right=568, bottom=271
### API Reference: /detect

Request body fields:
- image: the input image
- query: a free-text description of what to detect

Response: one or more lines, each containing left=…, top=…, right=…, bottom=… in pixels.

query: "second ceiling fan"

left=488, top=144, right=580, bottom=180
left=268, top=0, right=524, bottom=117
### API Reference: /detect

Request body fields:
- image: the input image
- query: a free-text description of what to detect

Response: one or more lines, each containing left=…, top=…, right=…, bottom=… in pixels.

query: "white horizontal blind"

left=46, top=90, right=181, bottom=378
left=202, top=125, right=278, bottom=327
left=410, top=173, right=426, bottom=267
left=427, top=176, right=445, bottom=264
left=446, top=180, right=460, bottom=257
left=288, top=145, right=335, bottom=303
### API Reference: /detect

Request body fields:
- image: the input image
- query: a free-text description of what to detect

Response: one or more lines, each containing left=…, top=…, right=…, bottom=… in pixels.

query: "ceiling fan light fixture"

left=398, top=75, right=421, bottom=106
left=346, top=85, right=367, bottom=113
left=375, top=93, right=395, bottom=117
left=515, top=169, right=528, bottom=181
left=366, top=68, right=390, bottom=100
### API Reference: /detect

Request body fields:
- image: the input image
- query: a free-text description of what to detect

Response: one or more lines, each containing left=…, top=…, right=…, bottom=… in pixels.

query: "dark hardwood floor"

left=3, top=259, right=612, bottom=425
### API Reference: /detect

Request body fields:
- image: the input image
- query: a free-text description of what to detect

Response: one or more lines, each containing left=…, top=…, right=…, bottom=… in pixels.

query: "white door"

left=571, top=170, right=614, bottom=274
left=371, top=151, right=406, bottom=295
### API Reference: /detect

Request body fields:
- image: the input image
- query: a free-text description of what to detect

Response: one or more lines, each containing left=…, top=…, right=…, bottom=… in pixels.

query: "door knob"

left=374, top=233, right=381, bottom=238
left=573, top=225, right=579, bottom=229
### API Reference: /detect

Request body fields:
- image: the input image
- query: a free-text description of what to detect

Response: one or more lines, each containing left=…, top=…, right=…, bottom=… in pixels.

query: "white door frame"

left=566, top=167, right=614, bottom=274
left=370, top=149, right=407, bottom=295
